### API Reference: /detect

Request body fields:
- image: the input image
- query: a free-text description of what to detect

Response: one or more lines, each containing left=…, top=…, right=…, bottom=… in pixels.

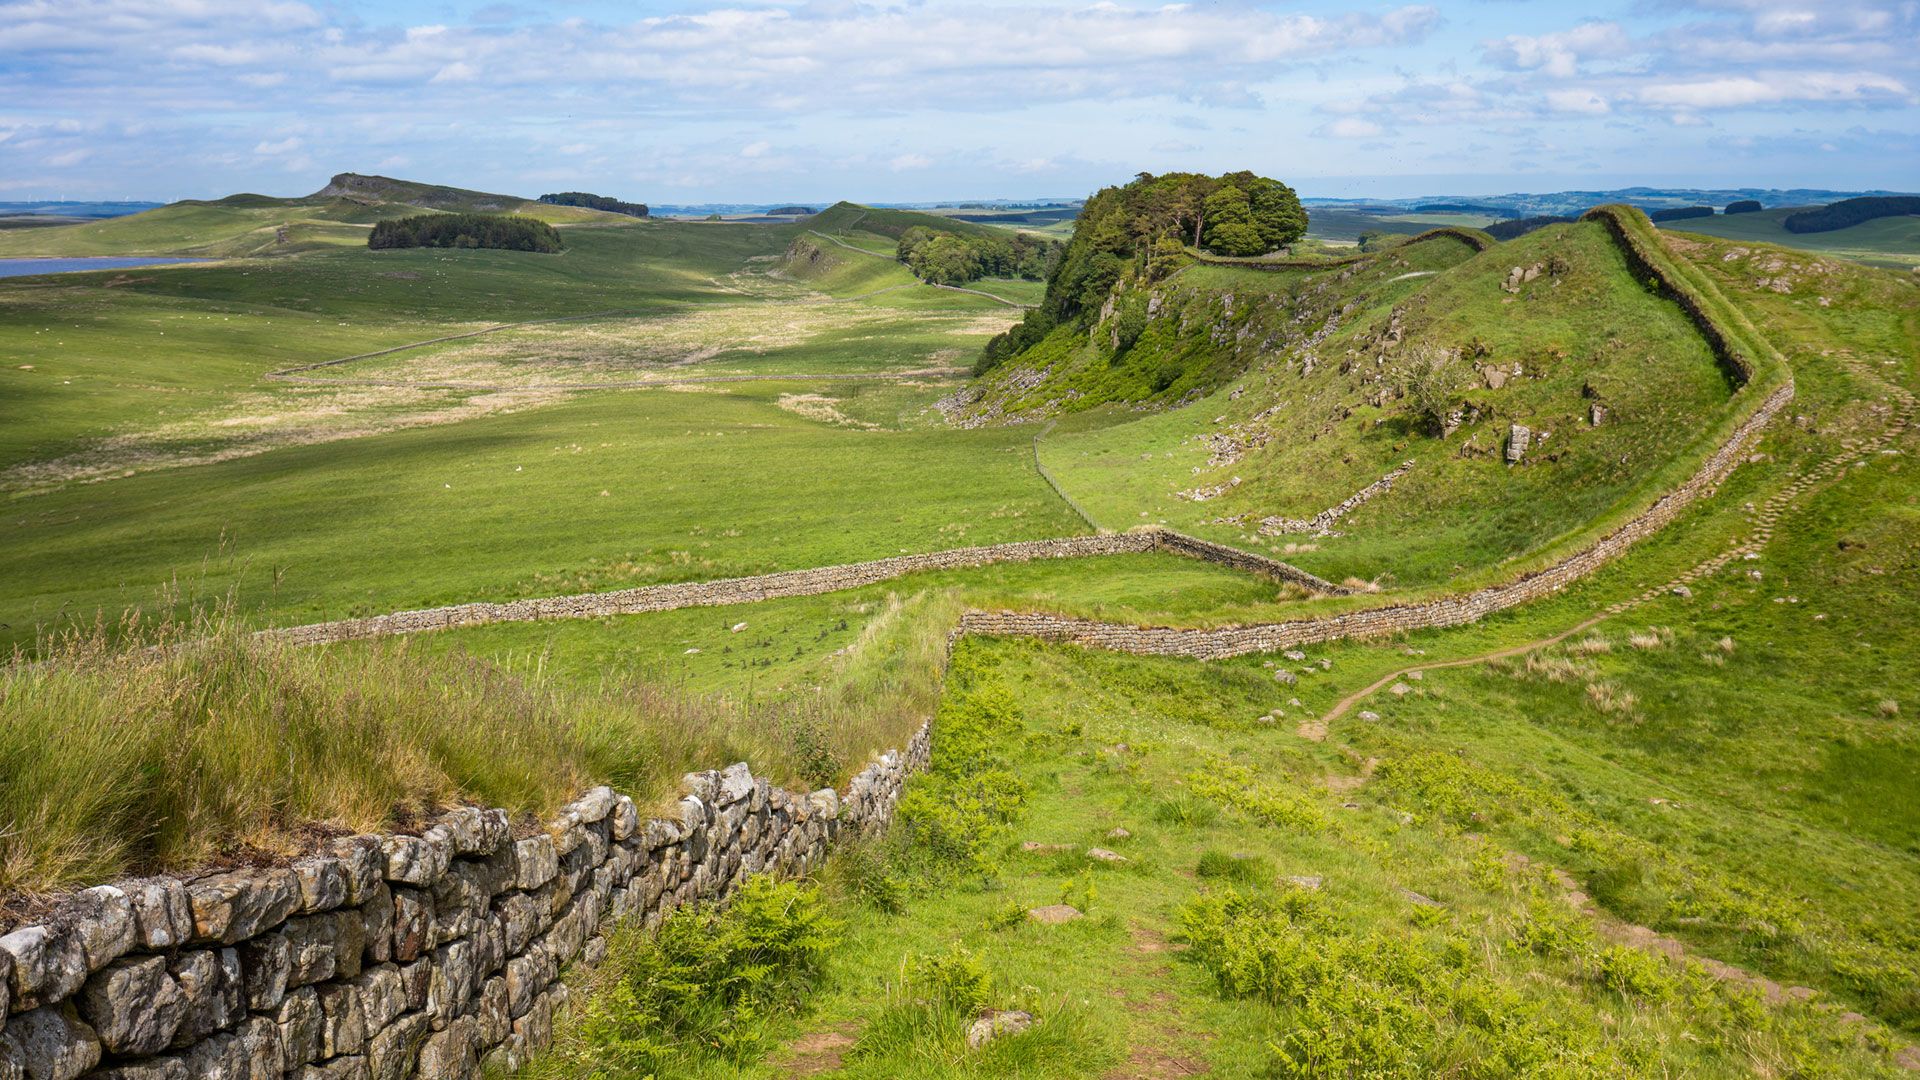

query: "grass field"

left=5, top=187, right=1919, bottom=1073
left=1662, top=206, right=1920, bottom=269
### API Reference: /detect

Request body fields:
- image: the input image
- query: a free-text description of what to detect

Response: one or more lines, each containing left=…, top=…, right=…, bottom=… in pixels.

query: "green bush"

left=906, top=944, right=995, bottom=1012
left=895, top=674, right=1030, bottom=877
left=553, top=876, right=838, bottom=1073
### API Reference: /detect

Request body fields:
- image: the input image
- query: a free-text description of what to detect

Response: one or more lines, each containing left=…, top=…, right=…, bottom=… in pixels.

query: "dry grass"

left=0, top=600, right=939, bottom=899
left=1627, top=626, right=1675, bottom=650
left=1584, top=680, right=1639, bottom=717
left=1520, top=652, right=1597, bottom=684
left=1566, top=634, right=1613, bottom=656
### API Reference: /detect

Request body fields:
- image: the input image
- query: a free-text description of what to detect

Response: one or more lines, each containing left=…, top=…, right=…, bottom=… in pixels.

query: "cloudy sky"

left=2, top=0, right=1916, bottom=203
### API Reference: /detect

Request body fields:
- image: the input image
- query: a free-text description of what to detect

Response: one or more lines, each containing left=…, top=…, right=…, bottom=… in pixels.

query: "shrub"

left=905, top=944, right=995, bottom=1012
left=1594, top=944, right=1676, bottom=1002
left=538, top=191, right=648, bottom=217
left=1725, top=199, right=1763, bottom=215
left=1392, top=342, right=1473, bottom=436
left=556, top=876, right=838, bottom=1073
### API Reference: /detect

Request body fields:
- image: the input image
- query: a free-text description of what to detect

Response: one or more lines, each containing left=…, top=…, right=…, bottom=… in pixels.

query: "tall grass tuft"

left=1, top=602, right=931, bottom=899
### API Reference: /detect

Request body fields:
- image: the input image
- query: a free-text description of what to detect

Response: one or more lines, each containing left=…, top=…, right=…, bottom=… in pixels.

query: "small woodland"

left=367, top=212, right=565, bottom=252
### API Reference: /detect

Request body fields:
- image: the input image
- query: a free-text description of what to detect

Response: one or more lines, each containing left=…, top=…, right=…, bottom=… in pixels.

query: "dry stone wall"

left=953, top=206, right=1795, bottom=659
left=960, top=357, right=1794, bottom=656
left=0, top=727, right=930, bottom=1080
left=266, top=531, right=1338, bottom=647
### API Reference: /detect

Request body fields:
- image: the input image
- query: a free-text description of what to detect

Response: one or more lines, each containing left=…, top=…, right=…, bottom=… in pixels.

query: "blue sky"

left=2, top=0, right=1915, bottom=203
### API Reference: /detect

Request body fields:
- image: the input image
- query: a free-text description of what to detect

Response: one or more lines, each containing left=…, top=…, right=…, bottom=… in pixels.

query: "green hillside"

left=1661, top=205, right=1920, bottom=269
left=4, top=172, right=1919, bottom=1078
left=0, top=173, right=629, bottom=258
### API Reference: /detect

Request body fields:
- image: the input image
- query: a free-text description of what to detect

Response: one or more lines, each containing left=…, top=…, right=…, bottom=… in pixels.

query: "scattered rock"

left=1506, top=424, right=1531, bottom=464
left=1285, top=875, right=1323, bottom=890
left=1388, top=682, right=1412, bottom=696
left=966, top=1009, right=1034, bottom=1049
left=1020, top=842, right=1072, bottom=854
left=1086, top=848, right=1127, bottom=863
left=1358, top=710, right=1380, bottom=721
left=1399, top=888, right=1442, bottom=908
left=1105, top=828, right=1131, bottom=841
left=1026, top=905, right=1082, bottom=925
left=1274, top=669, right=1296, bottom=686
left=1671, top=585, right=1691, bottom=598
left=730, top=622, right=748, bottom=633
left=1283, top=650, right=1307, bottom=662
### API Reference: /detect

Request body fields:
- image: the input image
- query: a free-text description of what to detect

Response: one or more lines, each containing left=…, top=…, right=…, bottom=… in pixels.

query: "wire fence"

left=1032, top=420, right=1103, bottom=533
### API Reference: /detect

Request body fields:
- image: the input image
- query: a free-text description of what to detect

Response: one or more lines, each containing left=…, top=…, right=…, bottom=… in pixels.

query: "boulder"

left=1026, top=905, right=1082, bottom=924
left=966, top=1009, right=1034, bottom=1049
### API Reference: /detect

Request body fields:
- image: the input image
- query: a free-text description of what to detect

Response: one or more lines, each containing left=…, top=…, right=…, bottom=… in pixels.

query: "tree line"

left=538, top=192, right=649, bottom=218
left=894, top=227, right=1060, bottom=286
left=1783, top=196, right=1920, bottom=234
left=977, top=171, right=1308, bottom=374
left=367, top=213, right=564, bottom=253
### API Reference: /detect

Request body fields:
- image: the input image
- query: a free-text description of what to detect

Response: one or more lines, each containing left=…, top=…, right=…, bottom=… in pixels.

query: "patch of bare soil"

left=778, top=1021, right=861, bottom=1076
left=1102, top=924, right=1211, bottom=1079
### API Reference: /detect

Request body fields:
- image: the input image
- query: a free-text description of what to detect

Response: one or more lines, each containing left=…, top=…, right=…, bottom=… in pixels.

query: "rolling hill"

left=1661, top=204, right=1920, bottom=269
left=0, top=173, right=635, bottom=258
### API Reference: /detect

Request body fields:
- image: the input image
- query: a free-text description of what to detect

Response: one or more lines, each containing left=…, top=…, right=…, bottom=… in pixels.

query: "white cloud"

left=1483, top=22, right=1632, bottom=78
left=888, top=153, right=932, bottom=171
left=1637, top=71, right=1910, bottom=109
left=1323, top=117, right=1385, bottom=138
left=47, top=148, right=90, bottom=166
left=253, top=136, right=302, bottom=155
left=740, top=140, right=772, bottom=158
left=430, top=62, right=477, bottom=84
left=1545, top=89, right=1610, bottom=115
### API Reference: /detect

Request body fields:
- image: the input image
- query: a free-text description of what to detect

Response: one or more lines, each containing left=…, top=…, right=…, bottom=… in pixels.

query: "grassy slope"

left=1662, top=206, right=1920, bottom=269
left=1038, top=221, right=1735, bottom=586
left=0, top=191, right=625, bottom=259
left=0, top=221, right=792, bottom=471
left=533, top=636, right=1912, bottom=1077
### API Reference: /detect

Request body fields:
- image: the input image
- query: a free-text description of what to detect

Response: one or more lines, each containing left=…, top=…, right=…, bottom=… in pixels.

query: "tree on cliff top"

left=977, top=171, right=1307, bottom=374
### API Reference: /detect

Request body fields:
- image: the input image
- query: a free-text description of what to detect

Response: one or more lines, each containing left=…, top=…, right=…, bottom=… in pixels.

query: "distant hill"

left=311, top=173, right=526, bottom=213
left=0, top=172, right=633, bottom=258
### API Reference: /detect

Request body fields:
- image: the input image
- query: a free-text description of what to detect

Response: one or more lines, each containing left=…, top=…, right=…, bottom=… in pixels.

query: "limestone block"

left=187, top=870, right=299, bottom=946
left=1, top=1006, right=101, bottom=1080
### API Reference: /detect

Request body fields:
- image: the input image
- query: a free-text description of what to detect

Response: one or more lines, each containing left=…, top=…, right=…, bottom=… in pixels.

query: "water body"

left=0, top=257, right=212, bottom=279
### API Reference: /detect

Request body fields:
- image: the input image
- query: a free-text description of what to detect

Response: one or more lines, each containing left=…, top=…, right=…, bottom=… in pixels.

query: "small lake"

left=0, top=257, right=213, bottom=279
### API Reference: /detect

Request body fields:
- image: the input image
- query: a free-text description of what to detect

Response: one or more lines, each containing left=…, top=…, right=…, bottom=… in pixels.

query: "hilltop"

left=0, top=172, right=636, bottom=258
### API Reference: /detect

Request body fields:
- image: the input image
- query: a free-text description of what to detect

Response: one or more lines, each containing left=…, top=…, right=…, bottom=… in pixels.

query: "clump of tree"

left=895, top=227, right=1059, bottom=286
left=538, top=192, right=648, bottom=217
left=767, top=206, right=817, bottom=216
left=1783, top=196, right=1920, bottom=234
left=367, top=213, right=563, bottom=253
left=977, top=171, right=1307, bottom=375
left=1393, top=343, right=1473, bottom=436
left=1724, top=199, right=1764, bottom=215
left=1649, top=206, right=1715, bottom=223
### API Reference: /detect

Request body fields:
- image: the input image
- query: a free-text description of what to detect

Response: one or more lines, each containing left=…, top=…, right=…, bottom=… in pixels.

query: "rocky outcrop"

left=0, top=730, right=930, bottom=1079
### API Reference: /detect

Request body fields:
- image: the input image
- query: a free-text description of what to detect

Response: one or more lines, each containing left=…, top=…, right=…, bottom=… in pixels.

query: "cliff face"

left=310, top=174, right=524, bottom=213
